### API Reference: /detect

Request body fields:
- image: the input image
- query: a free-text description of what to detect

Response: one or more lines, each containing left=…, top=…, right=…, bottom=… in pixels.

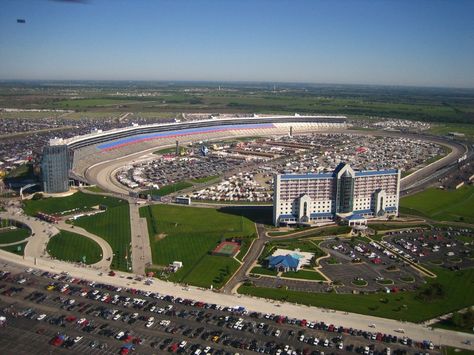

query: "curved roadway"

left=0, top=205, right=112, bottom=270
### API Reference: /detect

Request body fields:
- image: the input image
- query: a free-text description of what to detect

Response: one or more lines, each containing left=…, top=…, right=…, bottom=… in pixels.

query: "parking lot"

left=0, top=267, right=432, bottom=355
left=317, top=238, right=425, bottom=293
left=382, top=227, right=474, bottom=270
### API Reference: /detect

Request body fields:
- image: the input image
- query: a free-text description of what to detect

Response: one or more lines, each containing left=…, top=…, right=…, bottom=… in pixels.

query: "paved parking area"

left=383, top=227, right=474, bottom=270
left=0, top=267, right=428, bottom=355
left=318, top=238, right=425, bottom=293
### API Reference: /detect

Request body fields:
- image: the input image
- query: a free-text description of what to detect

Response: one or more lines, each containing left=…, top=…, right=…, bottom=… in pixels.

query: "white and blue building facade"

left=273, top=163, right=400, bottom=226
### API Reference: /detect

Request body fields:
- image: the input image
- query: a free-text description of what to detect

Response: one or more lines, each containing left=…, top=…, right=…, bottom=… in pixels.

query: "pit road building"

left=273, top=163, right=400, bottom=226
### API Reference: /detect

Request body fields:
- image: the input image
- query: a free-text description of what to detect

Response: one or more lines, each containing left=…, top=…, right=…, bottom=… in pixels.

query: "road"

left=223, top=223, right=269, bottom=294
left=56, top=220, right=113, bottom=270
left=0, top=205, right=113, bottom=270
left=79, top=188, right=153, bottom=275
left=0, top=205, right=59, bottom=260
left=128, top=202, right=153, bottom=275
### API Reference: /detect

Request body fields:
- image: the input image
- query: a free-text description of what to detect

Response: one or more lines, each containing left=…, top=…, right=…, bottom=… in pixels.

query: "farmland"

left=47, top=230, right=102, bottom=265
left=140, top=204, right=256, bottom=287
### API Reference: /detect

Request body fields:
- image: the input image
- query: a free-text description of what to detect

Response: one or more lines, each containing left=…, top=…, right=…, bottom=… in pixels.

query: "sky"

left=0, top=0, right=473, bottom=88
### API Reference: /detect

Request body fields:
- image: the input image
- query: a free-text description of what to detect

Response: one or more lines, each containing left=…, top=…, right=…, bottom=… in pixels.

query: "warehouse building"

left=273, top=163, right=400, bottom=226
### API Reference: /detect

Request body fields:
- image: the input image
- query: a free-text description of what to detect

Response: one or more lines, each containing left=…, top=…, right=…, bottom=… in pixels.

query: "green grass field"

left=0, top=227, right=30, bottom=244
left=72, top=201, right=130, bottom=271
left=180, top=255, right=240, bottom=288
left=140, top=204, right=256, bottom=287
left=191, top=175, right=220, bottom=184
left=433, top=318, right=474, bottom=334
left=143, top=182, right=193, bottom=196
left=153, top=147, right=176, bottom=155
left=0, top=242, right=27, bottom=255
left=282, top=270, right=325, bottom=281
left=47, top=230, right=102, bottom=265
left=23, top=191, right=126, bottom=216
left=267, top=225, right=351, bottom=238
left=84, top=186, right=105, bottom=193
left=239, top=267, right=474, bottom=323
left=429, top=123, right=474, bottom=141
left=250, top=266, right=278, bottom=276
left=441, top=347, right=474, bottom=355
left=400, top=186, right=474, bottom=224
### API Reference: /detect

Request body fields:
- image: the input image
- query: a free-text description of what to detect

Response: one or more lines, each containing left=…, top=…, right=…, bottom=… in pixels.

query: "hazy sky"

left=1, top=0, right=473, bottom=88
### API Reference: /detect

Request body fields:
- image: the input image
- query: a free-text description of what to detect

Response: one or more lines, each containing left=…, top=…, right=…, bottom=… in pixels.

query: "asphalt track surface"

left=84, top=129, right=467, bottom=196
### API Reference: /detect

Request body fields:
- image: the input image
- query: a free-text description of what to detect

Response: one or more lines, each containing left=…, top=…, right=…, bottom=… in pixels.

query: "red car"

left=50, top=334, right=66, bottom=346
left=169, top=343, right=179, bottom=352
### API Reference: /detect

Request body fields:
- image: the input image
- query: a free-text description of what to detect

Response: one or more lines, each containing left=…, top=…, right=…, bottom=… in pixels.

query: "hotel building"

left=273, top=163, right=400, bottom=226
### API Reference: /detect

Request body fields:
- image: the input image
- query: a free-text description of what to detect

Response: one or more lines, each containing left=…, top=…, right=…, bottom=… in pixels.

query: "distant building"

left=273, top=163, right=400, bottom=226
left=41, top=142, right=71, bottom=193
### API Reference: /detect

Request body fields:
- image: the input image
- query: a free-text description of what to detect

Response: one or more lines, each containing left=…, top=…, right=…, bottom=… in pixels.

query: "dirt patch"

left=154, top=233, right=167, bottom=241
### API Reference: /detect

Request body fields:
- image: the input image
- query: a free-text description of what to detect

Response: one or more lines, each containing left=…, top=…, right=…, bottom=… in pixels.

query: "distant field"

left=0, top=111, right=63, bottom=119
left=47, top=230, right=102, bottom=265
left=400, top=186, right=474, bottom=224
left=23, top=191, right=126, bottom=216
left=429, top=123, right=474, bottom=141
left=140, top=204, right=256, bottom=287
left=65, top=111, right=123, bottom=119
left=0, top=227, right=30, bottom=244
left=239, top=267, right=474, bottom=323
left=51, top=98, right=156, bottom=109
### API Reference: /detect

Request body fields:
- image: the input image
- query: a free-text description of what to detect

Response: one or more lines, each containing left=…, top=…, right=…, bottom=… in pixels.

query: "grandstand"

left=56, top=115, right=347, bottom=179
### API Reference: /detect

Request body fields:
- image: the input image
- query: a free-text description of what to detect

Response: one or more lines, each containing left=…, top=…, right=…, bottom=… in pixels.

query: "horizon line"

left=0, top=78, right=473, bottom=91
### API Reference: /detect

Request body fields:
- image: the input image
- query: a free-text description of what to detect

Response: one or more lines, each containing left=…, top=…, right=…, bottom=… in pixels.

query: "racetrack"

left=83, top=129, right=467, bottom=196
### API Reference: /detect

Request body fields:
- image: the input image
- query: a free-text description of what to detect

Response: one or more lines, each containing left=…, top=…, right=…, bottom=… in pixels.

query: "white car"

left=179, top=340, right=187, bottom=348
left=113, top=313, right=121, bottom=321
left=73, top=336, right=83, bottom=343
left=115, top=331, right=125, bottom=340
left=36, top=314, right=46, bottom=321
left=145, top=321, right=154, bottom=328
